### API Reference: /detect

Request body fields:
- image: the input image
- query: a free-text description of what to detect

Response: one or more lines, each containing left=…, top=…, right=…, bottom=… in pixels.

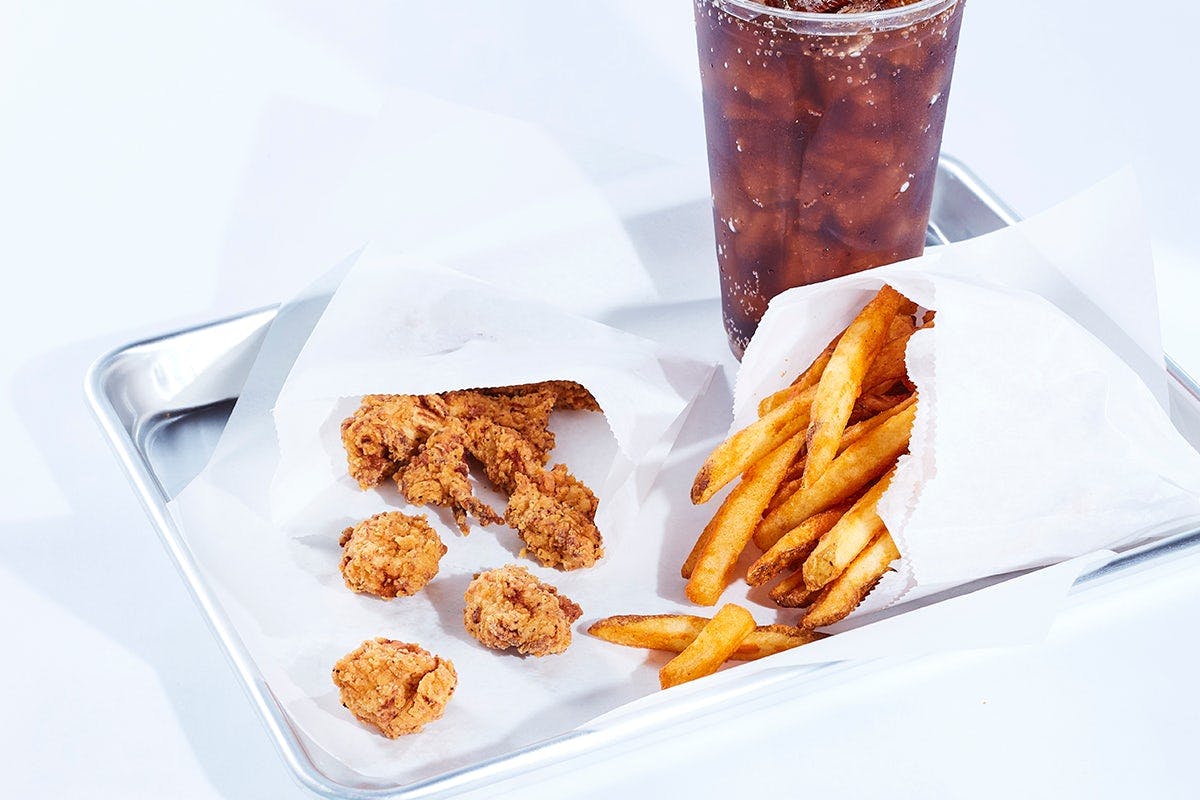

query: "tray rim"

left=83, top=155, right=1200, bottom=799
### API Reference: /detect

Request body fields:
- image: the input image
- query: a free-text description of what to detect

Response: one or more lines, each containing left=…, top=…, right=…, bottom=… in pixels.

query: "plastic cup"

left=693, top=0, right=966, bottom=356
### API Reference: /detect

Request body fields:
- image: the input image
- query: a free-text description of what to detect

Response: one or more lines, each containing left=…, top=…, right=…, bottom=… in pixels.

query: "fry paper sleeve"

left=734, top=170, right=1200, bottom=615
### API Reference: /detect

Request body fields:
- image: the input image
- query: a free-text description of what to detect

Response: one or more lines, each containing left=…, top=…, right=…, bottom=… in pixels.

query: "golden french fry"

left=681, top=511, right=717, bottom=579
left=861, top=318, right=917, bottom=388
left=757, top=384, right=811, bottom=421
left=757, top=339, right=838, bottom=417
left=754, top=400, right=915, bottom=550
left=691, top=387, right=814, bottom=505
left=802, top=285, right=907, bottom=489
left=746, top=506, right=846, bottom=586
left=802, top=532, right=901, bottom=628
left=852, top=392, right=911, bottom=420
left=802, top=470, right=894, bottom=590
left=769, top=570, right=819, bottom=608
left=587, top=614, right=820, bottom=660
left=763, top=478, right=800, bottom=522
left=740, top=624, right=822, bottom=659
left=764, top=416, right=894, bottom=541
left=687, top=432, right=805, bottom=605
left=838, top=395, right=917, bottom=454
left=659, top=604, right=756, bottom=688
left=793, top=346, right=835, bottom=392
left=758, top=314, right=913, bottom=418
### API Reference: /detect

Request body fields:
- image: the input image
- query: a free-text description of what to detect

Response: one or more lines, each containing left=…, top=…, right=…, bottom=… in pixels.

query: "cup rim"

left=708, top=0, right=957, bottom=29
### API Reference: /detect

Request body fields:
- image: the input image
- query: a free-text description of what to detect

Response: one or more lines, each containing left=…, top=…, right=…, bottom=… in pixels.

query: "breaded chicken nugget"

left=332, top=638, right=456, bottom=737
left=463, top=565, right=582, bottom=656
left=339, top=512, right=446, bottom=598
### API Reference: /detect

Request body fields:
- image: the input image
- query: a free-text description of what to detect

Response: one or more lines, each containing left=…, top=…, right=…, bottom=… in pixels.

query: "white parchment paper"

left=735, top=170, right=1200, bottom=616
left=170, top=247, right=714, bottom=782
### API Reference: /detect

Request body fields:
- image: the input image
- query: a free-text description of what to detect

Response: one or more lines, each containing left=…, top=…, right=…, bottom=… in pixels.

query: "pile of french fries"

left=689, top=284, right=925, bottom=627
left=589, top=285, right=927, bottom=688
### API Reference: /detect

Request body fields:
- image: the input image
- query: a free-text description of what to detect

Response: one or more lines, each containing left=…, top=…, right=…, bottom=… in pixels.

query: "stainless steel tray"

left=86, top=156, right=1200, bottom=798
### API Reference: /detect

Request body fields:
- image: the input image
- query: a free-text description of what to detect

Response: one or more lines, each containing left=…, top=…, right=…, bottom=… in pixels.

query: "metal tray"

left=86, top=156, right=1200, bottom=799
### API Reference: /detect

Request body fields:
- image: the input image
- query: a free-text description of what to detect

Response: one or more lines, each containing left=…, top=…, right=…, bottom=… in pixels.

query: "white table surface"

left=3, top=1, right=1199, bottom=797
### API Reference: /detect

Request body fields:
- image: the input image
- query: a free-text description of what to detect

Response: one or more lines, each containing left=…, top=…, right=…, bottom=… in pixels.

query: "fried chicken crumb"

left=339, top=512, right=446, bottom=598
left=462, top=565, right=583, bottom=656
left=332, top=638, right=457, bottom=738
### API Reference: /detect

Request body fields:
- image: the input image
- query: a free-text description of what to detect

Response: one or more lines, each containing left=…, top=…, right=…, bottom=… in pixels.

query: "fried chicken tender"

left=341, top=395, right=444, bottom=489
left=481, top=380, right=601, bottom=412
left=539, top=463, right=600, bottom=519
left=460, top=418, right=597, bottom=515
left=441, top=389, right=557, bottom=457
left=397, top=421, right=503, bottom=534
left=505, top=474, right=604, bottom=570
left=462, top=565, right=583, bottom=656
left=461, top=418, right=548, bottom=495
left=332, top=638, right=457, bottom=738
left=341, top=390, right=556, bottom=488
left=340, top=384, right=603, bottom=555
left=339, top=512, right=446, bottom=598
left=462, top=418, right=602, bottom=568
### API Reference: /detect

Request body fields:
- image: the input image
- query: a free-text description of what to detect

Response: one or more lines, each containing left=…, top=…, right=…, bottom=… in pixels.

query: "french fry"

left=746, top=506, right=846, bottom=586
left=838, top=394, right=917, bottom=454
left=686, top=431, right=805, bottom=605
left=680, top=517, right=714, bottom=579
left=763, top=478, right=800, bottom=521
left=852, top=391, right=911, bottom=420
left=691, top=387, right=814, bottom=505
left=859, top=318, right=917, bottom=389
left=766, top=403, right=908, bottom=518
left=789, top=337, right=839, bottom=393
left=758, top=313, right=914, bottom=418
left=659, top=604, right=756, bottom=689
left=756, top=339, right=838, bottom=417
left=588, top=614, right=821, bottom=660
left=802, top=532, right=901, bottom=629
left=754, top=400, right=915, bottom=550
left=769, top=570, right=819, bottom=608
left=802, top=470, right=894, bottom=590
left=802, top=285, right=907, bottom=488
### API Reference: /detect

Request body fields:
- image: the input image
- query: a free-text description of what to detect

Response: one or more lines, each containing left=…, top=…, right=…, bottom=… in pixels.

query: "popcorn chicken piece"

left=332, top=638, right=456, bottom=738
left=339, top=512, right=446, bottom=598
left=462, top=565, right=583, bottom=656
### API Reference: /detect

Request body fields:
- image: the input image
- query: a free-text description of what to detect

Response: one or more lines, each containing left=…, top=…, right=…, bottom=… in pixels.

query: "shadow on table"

left=2, top=337, right=304, bottom=800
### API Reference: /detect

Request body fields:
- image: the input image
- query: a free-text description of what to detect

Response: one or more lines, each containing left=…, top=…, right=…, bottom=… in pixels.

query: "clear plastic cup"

left=693, top=0, right=965, bottom=356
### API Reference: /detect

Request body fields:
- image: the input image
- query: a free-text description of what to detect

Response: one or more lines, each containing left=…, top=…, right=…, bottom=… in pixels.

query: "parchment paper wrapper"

left=169, top=246, right=714, bottom=783
left=735, top=170, right=1200, bottom=618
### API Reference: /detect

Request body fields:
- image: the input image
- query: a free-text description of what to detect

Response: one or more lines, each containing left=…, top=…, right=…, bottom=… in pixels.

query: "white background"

left=3, top=1, right=1200, bottom=798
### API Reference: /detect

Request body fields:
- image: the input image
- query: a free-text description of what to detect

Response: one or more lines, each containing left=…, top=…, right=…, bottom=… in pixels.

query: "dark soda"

left=694, top=0, right=965, bottom=355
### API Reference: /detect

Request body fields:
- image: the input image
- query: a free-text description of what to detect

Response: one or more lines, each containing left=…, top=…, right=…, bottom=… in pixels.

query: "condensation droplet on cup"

left=930, top=92, right=942, bottom=105
left=735, top=138, right=746, bottom=152
left=899, top=181, right=911, bottom=193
